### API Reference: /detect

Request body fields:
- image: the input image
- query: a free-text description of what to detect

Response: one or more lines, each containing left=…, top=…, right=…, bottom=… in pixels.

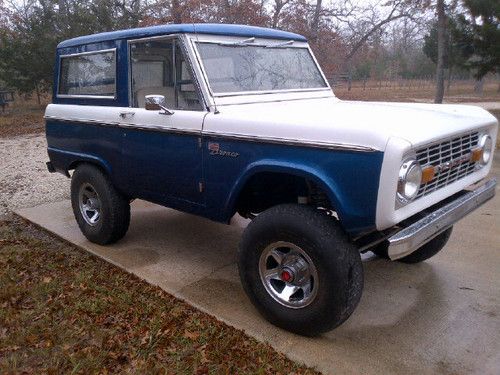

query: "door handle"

left=119, top=111, right=135, bottom=119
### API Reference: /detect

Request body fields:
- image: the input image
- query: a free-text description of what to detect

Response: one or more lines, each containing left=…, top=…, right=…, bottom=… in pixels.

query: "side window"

left=130, top=38, right=203, bottom=111
left=58, top=50, right=116, bottom=97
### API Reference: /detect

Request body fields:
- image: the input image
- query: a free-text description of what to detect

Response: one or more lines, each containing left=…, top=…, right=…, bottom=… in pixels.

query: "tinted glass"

left=196, top=43, right=327, bottom=93
left=59, top=51, right=115, bottom=97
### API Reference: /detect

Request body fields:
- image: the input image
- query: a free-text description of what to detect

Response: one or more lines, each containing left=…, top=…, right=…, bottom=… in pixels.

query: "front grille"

left=415, top=132, right=479, bottom=199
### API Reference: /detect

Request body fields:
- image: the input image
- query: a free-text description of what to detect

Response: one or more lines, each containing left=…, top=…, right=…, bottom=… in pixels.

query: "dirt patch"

left=0, top=110, right=45, bottom=138
left=0, top=95, right=47, bottom=138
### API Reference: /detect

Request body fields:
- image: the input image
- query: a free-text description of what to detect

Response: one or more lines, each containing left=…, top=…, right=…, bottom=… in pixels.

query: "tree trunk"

left=310, top=0, right=322, bottom=44
left=447, top=66, right=452, bottom=92
left=171, top=0, right=183, bottom=24
left=272, top=0, right=285, bottom=28
left=223, top=0, right=233, bottom=23
left=35, top=84, right=41, bottom=106
left=474, top=78, right=484, bottom=95
left=434, top=0, right=446, bottom=104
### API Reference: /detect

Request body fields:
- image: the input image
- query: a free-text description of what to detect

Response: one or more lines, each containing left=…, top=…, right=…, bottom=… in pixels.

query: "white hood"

left=204, top=97, right=498, bottom=151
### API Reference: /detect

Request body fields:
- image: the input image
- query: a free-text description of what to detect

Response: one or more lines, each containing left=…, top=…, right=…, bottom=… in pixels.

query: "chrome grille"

left=415, top=132, right=479, bottom=198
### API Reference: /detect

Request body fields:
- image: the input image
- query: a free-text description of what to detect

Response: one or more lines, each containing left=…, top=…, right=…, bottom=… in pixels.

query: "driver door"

left=119, top=36, right=206, bottom=207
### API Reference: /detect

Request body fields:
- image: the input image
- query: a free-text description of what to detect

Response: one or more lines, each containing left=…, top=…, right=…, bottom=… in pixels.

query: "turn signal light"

left=421, top=166, right=436, bottom=184
left=471, top=148, right=484, bottom=163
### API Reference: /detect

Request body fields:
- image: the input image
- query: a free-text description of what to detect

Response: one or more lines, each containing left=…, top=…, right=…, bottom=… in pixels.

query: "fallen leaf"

left=26, top=335, right=38, bottom=344
left=199, top=344, right=209, bottom=364
left=195, top=365, right=209, bottom=375
left=183, top=330, right=200, bottom=340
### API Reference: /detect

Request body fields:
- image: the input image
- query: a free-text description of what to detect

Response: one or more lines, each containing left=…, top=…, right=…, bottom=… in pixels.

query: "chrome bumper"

left=387, top=178, right=497, bottom=260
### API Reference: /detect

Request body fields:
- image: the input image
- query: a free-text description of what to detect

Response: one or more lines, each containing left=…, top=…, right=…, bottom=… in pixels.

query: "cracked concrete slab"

left=15, top=157, right=500, bottom=374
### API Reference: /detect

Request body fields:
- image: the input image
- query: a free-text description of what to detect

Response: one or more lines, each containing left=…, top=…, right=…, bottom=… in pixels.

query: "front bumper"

left=387, top=178, right=497, bottom=260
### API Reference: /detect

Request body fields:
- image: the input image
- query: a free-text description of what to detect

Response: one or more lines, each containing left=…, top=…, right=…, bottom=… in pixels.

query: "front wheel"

left=238, top=204, right=363, bottom=336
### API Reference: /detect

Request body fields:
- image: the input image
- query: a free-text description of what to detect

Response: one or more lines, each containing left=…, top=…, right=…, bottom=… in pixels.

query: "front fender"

left=224, top=159, right=339, bottom=213
left=223, top=150, right=384, bottom=234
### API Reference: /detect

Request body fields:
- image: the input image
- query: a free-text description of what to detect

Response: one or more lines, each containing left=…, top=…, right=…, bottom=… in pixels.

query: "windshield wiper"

left=265, top=40, right=294, bottom=48
left=218, top=37, right=255, bottom=47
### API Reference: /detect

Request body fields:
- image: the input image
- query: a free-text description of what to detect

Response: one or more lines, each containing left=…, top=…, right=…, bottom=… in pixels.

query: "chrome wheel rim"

left=78, top=183, right=101, bottom=226
left=259, top=241, right=319, bottom=309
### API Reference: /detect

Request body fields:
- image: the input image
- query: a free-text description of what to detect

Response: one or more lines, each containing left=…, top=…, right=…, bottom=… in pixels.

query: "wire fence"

left=328, top=75, right=499, bottom=93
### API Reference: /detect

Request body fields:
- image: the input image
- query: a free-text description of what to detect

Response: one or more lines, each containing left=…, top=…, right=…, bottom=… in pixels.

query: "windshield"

left=196, top=42, right=328, bottom=94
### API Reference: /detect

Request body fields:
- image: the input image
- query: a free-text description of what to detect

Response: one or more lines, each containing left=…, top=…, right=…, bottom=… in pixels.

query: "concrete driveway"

left=16, top=156, right=500, bottom=375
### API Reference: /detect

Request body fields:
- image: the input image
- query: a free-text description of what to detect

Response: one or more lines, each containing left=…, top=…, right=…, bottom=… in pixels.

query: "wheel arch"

left=224, top=160, right=345, bottom=223
left=68, top=158, right=111, bottom=176
left=48, top=147, right=114, bottom=177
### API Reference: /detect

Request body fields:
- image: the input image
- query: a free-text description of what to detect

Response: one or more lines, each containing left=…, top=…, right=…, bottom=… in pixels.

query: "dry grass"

left=334, top=79, right=500, bottom=103
left=0, top=217, right=319, bottom=375
left=0, top=95, right=48, bottom=138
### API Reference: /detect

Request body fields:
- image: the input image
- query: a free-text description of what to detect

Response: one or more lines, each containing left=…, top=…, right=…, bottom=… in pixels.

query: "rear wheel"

left=238, top=204, right=363, bottom=336
left=71, top=164, right=130, bottom=245
left=373, top=226, right=453, bottom=264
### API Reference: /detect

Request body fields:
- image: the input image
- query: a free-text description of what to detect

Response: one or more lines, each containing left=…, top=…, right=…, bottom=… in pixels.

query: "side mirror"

left=145, top=95, right=174, bottom=115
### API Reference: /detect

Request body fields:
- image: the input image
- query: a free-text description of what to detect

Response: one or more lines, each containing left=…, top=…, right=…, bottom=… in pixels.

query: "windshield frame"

left=190, top=37, right=331, bottom=98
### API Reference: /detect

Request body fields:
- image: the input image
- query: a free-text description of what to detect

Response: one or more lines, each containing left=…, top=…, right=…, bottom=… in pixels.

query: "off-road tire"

left=373, top=226, right=453, bottom=264
left=71, top=164, right=130, bottom=245
left=238, top=204, right=363, bottom=336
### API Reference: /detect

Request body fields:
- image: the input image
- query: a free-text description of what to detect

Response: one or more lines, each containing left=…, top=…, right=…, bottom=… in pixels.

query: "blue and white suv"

left=45, top=23, right=497, bottom=335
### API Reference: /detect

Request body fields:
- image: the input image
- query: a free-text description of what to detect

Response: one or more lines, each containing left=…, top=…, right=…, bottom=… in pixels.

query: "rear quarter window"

left=58, top=49, right=116, bottom=98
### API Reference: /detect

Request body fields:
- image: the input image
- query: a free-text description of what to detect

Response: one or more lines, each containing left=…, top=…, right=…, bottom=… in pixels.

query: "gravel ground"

left=0, top=133, right=69, bottom=217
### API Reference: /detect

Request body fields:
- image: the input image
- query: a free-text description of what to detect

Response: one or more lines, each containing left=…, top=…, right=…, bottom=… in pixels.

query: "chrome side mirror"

left=145, top=95, right=174, bottom=115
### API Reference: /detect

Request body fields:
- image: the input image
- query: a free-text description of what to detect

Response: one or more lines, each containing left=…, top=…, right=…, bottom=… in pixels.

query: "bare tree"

left=434, top=0, right=446, bottom=103
left=170, top=0, right=183, bottom=23
left=0, top=0, right=10, bottom=29
left=309, top=0, right=322, bottom=43
left=271, top=0, right=291, bottom=28
left=343, top=0, right=419, bottom=62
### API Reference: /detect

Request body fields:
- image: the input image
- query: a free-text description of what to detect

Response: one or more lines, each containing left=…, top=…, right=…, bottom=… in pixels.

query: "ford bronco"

left=45, top=24, right=497, bottom=336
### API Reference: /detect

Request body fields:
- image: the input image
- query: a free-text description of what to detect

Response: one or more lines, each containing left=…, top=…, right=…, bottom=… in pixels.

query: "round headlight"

left=397, top=159, right=422, bottom=203
left=479, top=134, right=493, bottom=165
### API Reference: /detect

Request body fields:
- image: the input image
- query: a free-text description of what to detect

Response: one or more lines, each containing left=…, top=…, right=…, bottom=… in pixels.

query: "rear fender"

left=48, top=147, right=113, bottom=177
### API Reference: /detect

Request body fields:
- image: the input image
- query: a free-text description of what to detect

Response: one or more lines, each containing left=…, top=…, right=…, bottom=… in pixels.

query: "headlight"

left=479, top=134, right=493, bottom=165
left=397, top=159, right=422, bottom=203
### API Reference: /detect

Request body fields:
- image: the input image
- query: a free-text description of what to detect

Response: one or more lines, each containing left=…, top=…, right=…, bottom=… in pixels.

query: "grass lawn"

left=0, top=217, right=318, bottom=374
